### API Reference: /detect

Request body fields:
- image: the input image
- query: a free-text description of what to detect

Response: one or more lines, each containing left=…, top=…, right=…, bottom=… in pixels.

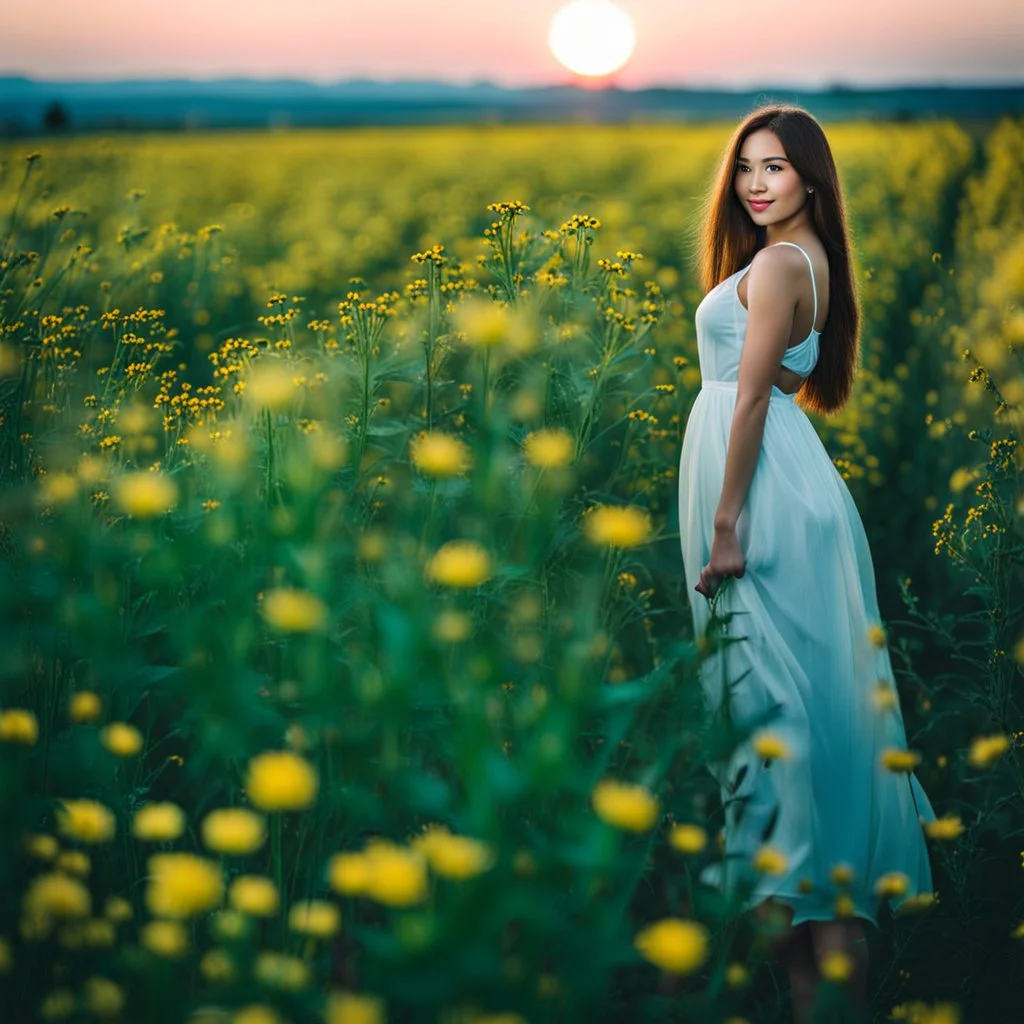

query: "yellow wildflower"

left=634, top=917, right=709, bottom=975
left=409, top=431, right=472, bottom=477
left=829, top=863, right=855, bottom=886
left=752, top=731, right=791, bottom=761
left=288, top=899, right=340, bottom=938
left=432, top=609, right=473, bottom=643
left=245, top=750, right=319, bottom=812
left=667, top=823, right=707, bottom=854
left=0, top=709, right=39, bottom=745
left=873, top=872, right=910, bottom=898
left=84, top=977, right=125, bottom=1017
left=752, top=846, right=788, bottom=876
left=260, top=587, right=329, bottom=633
left=523, top=428, right=574, bottom=469
left=425, top=540, right=492, bottom=588
left=253, top=951, right=311, bottom=990
left=201, top=808, right=266, bottom=856
left=592, top=779, right=660, bottom=832
left=100, top=722, right=143, bottom=757
left=56, top=850, right=90, bottom=877
left=229, top=875, right=279, bottom=917
left=24, top=873, right=91, bottom=920
left=56, top=799, right=116, bottom=844
left=24, top=833, right=59, bottom=861
left=724, top=962, right=749, bottom=988
left=141, top=919, right=189, bottom=958
left=40, top=473, right=79, bottom=506
left=199, top=948, right=236, bottom=984
left=328, top=852, right=371, bottom=896
left=69, top=691, right=102, bottom=723
left=145, top=853, right=224, bottom=918
left=412, top=825, right=494, bottom=879
left=820, top=949, right=853, bottom=982
left=242, top=361, right=296, bottom=411
left=132, top=802, right=186, bottom=842
left=968, top=733, right=1009, bottom=768
left=867, top=624, right=887, bottom=648
left=881, top=748, right=922, bottom=773
left=583, top=505, right=652, bottom=548
left=362, top=841, right=429, bottom=907
left=325, top=990, right=385, bottom=1024
left=924, top=815, right=965, bottom=840
left=871, top=682, right=898, bottom=712
left=104, top=896, right=133, bottom=922
left=113, top=470, right=178, bottom=518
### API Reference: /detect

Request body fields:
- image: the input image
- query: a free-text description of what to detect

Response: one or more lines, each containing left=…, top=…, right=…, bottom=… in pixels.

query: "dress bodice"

left=694, top=241, right=822, bottom=383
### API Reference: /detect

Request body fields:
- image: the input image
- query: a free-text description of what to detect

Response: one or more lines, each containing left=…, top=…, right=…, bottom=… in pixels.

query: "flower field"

left=0, top=118, right=1021, bottom=1023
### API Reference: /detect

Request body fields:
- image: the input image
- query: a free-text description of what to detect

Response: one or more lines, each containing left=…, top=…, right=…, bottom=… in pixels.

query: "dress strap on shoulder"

left=771, top=241, right=818, bottom=329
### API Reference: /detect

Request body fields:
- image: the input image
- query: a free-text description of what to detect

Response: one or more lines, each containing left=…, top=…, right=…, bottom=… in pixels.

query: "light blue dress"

left=678, top=241, right=936, bottom=927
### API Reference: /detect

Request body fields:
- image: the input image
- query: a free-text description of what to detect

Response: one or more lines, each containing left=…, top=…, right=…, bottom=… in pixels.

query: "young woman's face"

left=733, top=128, right=810, bottom=226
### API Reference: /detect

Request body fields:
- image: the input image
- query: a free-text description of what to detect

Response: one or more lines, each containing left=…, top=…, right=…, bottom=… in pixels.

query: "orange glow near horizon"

left=0, top=0, right=1019, bottom=88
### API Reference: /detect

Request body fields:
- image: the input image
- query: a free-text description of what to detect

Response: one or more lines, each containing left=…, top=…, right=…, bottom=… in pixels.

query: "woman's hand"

left=695, top=524, right=746, bottom=600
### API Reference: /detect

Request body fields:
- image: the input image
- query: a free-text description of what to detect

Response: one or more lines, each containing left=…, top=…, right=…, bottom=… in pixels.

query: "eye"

left=767, top=163, right=783, bottom=172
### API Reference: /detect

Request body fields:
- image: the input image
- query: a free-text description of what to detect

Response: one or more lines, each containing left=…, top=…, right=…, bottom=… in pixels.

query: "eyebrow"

left=736, top=156, right=789, bottom=163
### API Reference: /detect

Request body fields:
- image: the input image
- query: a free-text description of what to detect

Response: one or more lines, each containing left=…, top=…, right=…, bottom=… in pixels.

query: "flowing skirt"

left=678, top=381, right=936, bottom=927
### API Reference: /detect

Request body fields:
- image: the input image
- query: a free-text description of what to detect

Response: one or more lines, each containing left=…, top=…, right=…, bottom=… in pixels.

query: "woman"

left=677, top=104, right=937, bottom=1021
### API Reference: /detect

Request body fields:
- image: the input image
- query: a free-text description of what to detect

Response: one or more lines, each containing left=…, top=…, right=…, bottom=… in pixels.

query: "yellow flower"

left=968, top=733, right=1009, bottom=768
left=1011, top=920, right=1024, bottom=939
left=113, top=470, right=178, bottom=518
left=132, top=802, right=186, bottom=842
left=69, top=691, right=102, bottom=723
left=583, top=505, right=652, bottom=548
left=209, top=909, right=249, bottom=941
left=924, top=815, right=965, bottom=840
left=245, top=750, right=319, bottom=812
left=24, top=833, right=59, bottom=861
left=104, top=895, right=133, bottom=922
left=253, top=951, right=311, bottom=991
left=873, top=871, right=910, bottom=898
left=724, top=962, right=749, bottom=988
left=871, top=682, right=898, bottom=712
left=881, top=748, right=922, bottom=773
left=199, top=948, right=236, bottom=984
left=325, top=990, right=385, bottom=1024
left=425, top=540, right=492, bottom=588
left=412, top=825, right=494, bottom=880
left=668, top=823, right=707, bottom=854
left=233, top=1007, right=283, bottom=1024
left=24, top=873, right=92, bottom=920
left=40, top=472, right=79, bottom=506
left=432, top=609, right=473, bottom=643
left=523, top=428, right=574, bottom=469
left=56, top=850, right=90, bottom=877
left=0, top=708, right=39, bottom=745
left=83, top=919, right=115, bottom=948
left=752, top=731, right=791, bottom=761
left=288, top=899, right=340, bottom=938
left=454, top=297, right=536, bottom=354
left=867, top=624, right=887, bottom=648
left=260, top=587, right=329, bottom=633
left=145, top=853, right=224, bottom=918
left=84, top=977, right=125, bottom=1017
left=592, top=779, right=660, bottom=832
left=829, top=863, right=855, bottom=886
left=242, top=361, right=297, bottom=411
left=201, top=808, right=266, bottom=856
left=820, top=949, right=853, bottom=982
left=140, top=919, right=189, bottom=958
left=752, top=846, right=788, bottom=876
left=57, top=799, right=116, bottom=844
left=409, top=431, right=472, bottom=478
left=229, top=875, right=279, bottom=917
left=634, top=917, right=709, bottom=975
left=328, top=852, right=371, bottom=896
left=40, top=989, right=75, bottom=1020
left=896, top=892, right=938, bottom=915
left=363, top=841, right=429, bottom=907
left=100, top=722, right=143, bottom=757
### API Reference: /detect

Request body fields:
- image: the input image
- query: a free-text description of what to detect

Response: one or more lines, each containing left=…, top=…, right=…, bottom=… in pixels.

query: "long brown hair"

left=690, top=104, right=860, bottom=415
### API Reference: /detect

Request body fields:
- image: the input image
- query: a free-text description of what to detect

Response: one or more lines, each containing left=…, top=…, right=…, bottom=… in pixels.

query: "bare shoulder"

left=746, top=244, right=804, bottom=299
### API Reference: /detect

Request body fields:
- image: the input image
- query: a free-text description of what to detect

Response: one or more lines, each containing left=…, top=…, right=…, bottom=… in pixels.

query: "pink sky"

left=1, top=0, right=1020, bottom=87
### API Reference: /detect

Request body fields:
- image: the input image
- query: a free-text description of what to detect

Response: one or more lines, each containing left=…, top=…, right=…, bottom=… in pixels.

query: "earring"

left=807, top=188, right=814, bottom=193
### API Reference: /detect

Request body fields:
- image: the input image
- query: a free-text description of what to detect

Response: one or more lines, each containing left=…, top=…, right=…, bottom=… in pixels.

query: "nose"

left=749, top=171, right=767, bottom=193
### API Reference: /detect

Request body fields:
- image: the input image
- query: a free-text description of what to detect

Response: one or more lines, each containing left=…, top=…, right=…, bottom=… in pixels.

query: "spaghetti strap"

left=771, top=241, right=818, bottom=331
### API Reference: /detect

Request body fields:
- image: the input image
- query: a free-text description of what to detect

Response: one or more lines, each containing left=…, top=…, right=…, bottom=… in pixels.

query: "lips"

left=749, top=200, right=773, bottom=211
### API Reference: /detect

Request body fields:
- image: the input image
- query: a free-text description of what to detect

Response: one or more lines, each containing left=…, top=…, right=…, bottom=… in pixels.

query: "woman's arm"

left=698, top=247, right=802, bottom=596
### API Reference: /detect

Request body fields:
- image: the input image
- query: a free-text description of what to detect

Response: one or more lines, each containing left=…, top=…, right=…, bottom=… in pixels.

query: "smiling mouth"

left=749, top=200, right=772, bottom=207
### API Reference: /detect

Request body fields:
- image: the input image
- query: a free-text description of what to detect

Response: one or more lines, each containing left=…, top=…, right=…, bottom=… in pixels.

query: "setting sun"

left=547, top=0, right=637, bottom=78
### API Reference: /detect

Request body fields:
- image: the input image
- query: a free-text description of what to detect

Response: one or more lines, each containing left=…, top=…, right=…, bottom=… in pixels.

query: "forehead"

left=738, top=128, right=786, bottom=157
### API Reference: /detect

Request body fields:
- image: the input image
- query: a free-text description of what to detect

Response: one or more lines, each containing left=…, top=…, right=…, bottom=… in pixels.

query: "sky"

left=1, top=0, right=1020, bottom=89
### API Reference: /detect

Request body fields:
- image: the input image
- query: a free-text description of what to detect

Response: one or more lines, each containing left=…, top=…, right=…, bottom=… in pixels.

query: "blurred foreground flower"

left=326, top=991, right=385, bottom=1024
left=752, top=846, right=788, bottom=876
left=634, top=917, right=709, bottom=975
left=752, top=731, right=791, bottom=762
left=425, top=540, right=492, bottom=588
left=57, top=799, right=116, bottom=844
left=668, top=823, right=707, bottom=854
left=924, top=815, right=965, bottom=840
left=141, top=919, right=189, bottom=958
left=288, top=899, right=340, bottom=938
left=113, top=470, right=178, bottom=518
left=100, top=722, right=143, bottom=757
left=24, top=872, right=92, bottom=921
left=410, top=431, right=472, bottom=478
left=583, top=505, right=651, bottom=548
left=523, top=428, right=574, bottom=469
left=242, top=361, right=297, bottom=411
left=202, top=808, right=267, bottom=855
left=146, top=853, right=224, bottom=918
left=132, top=803, right=186, bottom=842
left=454, top=296, right=537, bottom=354
left=412, top=825, right=494, bottom=879
left=873, top=871, right=909, bottom=898
left=68, top=691, right=102, bottom=723
left=246, top=750, right=319, bottom=812
left=260, top=588, right=328, bottom=633
left=360, top=841, right=428, bottom=907
left=229, top=875, right=280, bottom=917
left=592, top=779, right=660, bottom=832
left=0, top=708, right=38, bottom=745
left=968, top=733, right=1009, bottom=768
left=881, top=748, right=922, bottom=773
